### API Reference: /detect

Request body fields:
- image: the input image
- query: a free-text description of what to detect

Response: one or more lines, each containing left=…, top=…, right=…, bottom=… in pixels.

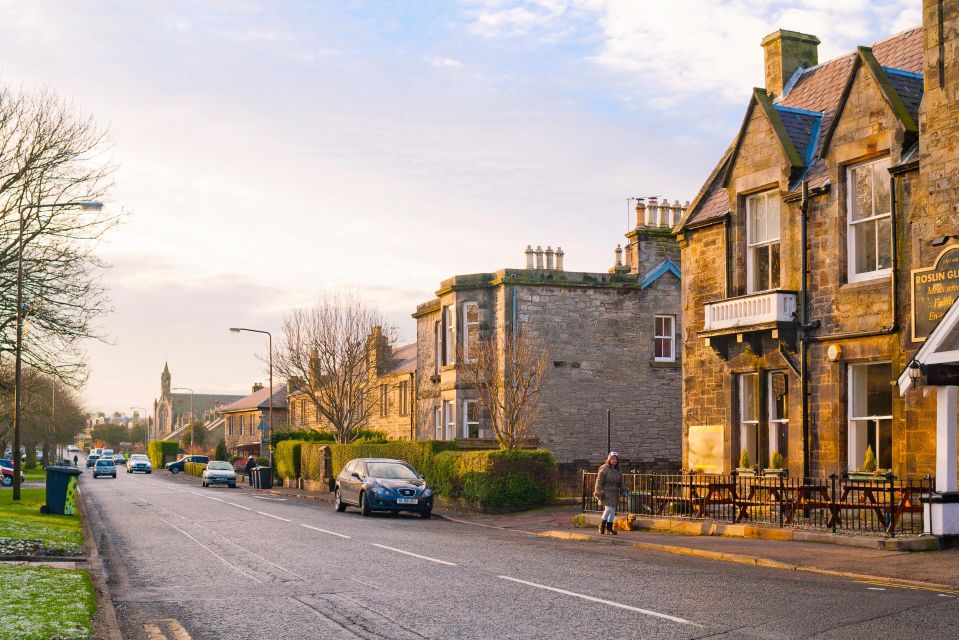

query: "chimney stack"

left=253, top=382, right=264, bottom=393
left=761, top=30, right=819, bottom=98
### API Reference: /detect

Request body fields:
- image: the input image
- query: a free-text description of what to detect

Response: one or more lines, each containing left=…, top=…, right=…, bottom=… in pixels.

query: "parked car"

left=92, top=458, right=117, bottom=479
left=165, top=455, right=209, bottom=474
left=334, top=458, right=433, bottom=518
left=202, top=461, right=237, bottom=488
left=0, top=459, right=24, bottom=487
left=67, top=445, right=80, bottom=454
left=86, top=454, right=101, bottom=469
left=126, top=454, right=152, bottom=474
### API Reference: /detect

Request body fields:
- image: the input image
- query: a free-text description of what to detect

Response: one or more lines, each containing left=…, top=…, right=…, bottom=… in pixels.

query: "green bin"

left=42, top=465, right=82, bottom=515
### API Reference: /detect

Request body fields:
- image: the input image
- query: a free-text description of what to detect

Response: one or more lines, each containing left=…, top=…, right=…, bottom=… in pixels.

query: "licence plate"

left=396, top=498, right=418, bottom=504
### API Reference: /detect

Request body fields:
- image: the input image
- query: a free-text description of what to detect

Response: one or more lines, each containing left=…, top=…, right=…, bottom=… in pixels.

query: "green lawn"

left=0, top=564, right=96, bottom=640
left=23, top=467, right=47, bottom=482
left=0, top=487, right=83, bottom=551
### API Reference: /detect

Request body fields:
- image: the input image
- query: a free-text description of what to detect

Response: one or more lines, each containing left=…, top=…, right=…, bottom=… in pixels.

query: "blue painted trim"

left=773, top=105, right=823, bottom=117
left=640, top=259, right=681, bottom=289
left=804, top=114, right=822, bottom=167
left=883, top=67, right=923, bottom=80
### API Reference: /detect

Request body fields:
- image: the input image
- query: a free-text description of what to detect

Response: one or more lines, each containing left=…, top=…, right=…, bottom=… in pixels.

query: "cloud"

left=425, top=55, right=464, bottom=68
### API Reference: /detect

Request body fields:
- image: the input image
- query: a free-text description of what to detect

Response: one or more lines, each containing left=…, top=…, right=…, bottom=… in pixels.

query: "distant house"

left=151, top=362, right=243, bottom=442
left=221, top=384, right=289, bottom=456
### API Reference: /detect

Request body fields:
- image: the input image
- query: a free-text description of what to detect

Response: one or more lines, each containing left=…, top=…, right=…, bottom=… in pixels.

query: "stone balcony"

left=703, top=290, right=798, bottom=333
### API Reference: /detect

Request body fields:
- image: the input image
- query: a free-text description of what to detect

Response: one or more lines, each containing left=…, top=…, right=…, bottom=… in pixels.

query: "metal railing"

left=582, top=472, right=934, bottom=537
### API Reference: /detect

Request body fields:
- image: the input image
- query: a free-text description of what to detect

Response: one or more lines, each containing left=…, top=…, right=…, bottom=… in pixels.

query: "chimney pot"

left=761, top=29, right=819, bottom=98
left=525, top=244, right=535, bottom=269
left=555, top=247, right=564, bottom=271
left=635, top=197, right=646, bottom=227
left=535, top=245, right=544, bottom=270
left=545, top=246, right=554, bottom=270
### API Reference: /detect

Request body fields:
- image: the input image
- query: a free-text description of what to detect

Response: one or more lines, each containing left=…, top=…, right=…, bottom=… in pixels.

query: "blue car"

left=334, top=458, right=433, bottom=518
left=164, top=455, right=209, bottom=474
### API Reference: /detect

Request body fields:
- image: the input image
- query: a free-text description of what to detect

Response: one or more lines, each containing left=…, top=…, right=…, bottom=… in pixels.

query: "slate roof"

left=682, top=27, right=923, bottom=229
left=220, top=386, right=289, bottom=413
left=384, top=342, right=416, bottom=376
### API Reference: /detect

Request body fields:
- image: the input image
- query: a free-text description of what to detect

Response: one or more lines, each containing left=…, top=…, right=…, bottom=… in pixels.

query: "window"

left=463, top=302, right=479, bottom=362
left=463, top=400, right=481, bottom=438
left=768, top=372, right=788, bottom=462
left=434, top=407, right=443, bottom=439
left=434, top=320, right=441, bottom=375
left=289, top=402, right=295, bottom=426
left=443, top=305, right=455, bottom=366
left=654, top=315, right=676, bottom=362
left=443, top=400, right=455, bottom=440
left=228, top=416, right=234, bottom=436
left=738, top=373, right=760, bottom=467
left=239, top=415, right=246, bottom=436
left=847, top=157, right=892, bottom=281
left=848, top=362, right=893, bottom=470
left=379, top=384, right=389, bottom=417
left=398, top=381, right=410, bottom=416
left=746, top=190, right=781, bottom=293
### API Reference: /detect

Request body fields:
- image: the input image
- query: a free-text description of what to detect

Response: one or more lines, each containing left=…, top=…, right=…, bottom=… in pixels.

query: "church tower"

left=161, top=362, right=171, bottom=397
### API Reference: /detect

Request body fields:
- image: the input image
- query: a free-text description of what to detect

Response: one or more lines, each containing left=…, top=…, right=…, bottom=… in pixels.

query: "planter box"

left=763, top=468, right=787, bottom=478
left=735, top=468, right=755, bottom=477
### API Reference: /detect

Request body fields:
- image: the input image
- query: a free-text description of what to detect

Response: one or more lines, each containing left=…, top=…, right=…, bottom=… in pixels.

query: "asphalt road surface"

left=79, top=466, right=959, bottom=640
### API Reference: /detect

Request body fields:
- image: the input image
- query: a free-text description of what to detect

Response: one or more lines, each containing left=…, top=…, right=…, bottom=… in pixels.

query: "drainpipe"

left=409, top=371, right=415, bottom=441
left=723, top=214, right=732, bottom=298
left=800, top=181, right=811, bottom=478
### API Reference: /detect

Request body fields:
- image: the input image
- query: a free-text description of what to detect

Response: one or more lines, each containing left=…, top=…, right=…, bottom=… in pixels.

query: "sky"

left=0, top=0, right=920, bottom=414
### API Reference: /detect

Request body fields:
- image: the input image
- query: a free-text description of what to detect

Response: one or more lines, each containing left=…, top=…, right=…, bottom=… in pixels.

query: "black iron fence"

left=582, top=472, right=934, bottom=537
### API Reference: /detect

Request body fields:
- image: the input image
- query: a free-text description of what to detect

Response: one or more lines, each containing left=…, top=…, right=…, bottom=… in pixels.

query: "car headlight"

left=371, top=484, right=390, bottom=496
left=422, top=488, right=433, bottom=498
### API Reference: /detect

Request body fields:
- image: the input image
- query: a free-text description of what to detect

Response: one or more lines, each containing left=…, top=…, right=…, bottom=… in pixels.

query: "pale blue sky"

left=0, top=0, right=920, bottom=412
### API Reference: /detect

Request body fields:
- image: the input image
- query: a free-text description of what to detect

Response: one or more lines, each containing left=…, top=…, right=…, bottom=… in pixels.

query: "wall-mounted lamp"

left=908, top=359, right=924, bottom=383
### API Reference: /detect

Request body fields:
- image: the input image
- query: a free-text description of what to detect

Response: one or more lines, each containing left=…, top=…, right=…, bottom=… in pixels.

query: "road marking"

left=206, top=496, right=224, bottom=502
left=497, top=576, right=699, bottom=626
left=256, top=510, right=290, bottom=522
left=162, top=619, right=193, bottom=640
left=146, top=511, right=263, bottom=583
left=226, top=502, right=252, bottom=511
left=940, top=594, right=955, bottom=598
left=370, top=543, right=457, bottom=566
left=867, top=587, right=886, bottom=591
left=301, top=524, right=351, bottom=539
left=143, top=622, right=167, bottom=640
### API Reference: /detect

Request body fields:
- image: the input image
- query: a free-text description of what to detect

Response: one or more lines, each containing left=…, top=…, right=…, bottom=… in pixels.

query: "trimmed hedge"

left=184, top=461, right=206, bottom=477
left=301, top=444, right=331, bottom=482
left=274, top=440, right=308, bottom=480
left=148, top=441, right=179, bottom=470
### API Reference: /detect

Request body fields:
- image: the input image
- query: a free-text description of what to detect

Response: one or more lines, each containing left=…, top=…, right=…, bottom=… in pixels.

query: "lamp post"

left=130, top=406, right=148, bottom=453
left=12, top=200, right=102, bottom=501
left=229, top=327, right=273, bottom=468
left=172, top=387, right=194, bottom=447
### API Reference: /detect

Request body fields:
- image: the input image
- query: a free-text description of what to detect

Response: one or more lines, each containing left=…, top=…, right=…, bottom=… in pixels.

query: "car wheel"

left=228, top=483, right=236, bottom=489
left=1, top=476, right=11, bottom=487
left=420, top=509, right=432, bottom=519
left=147, top=470, right=152, bottom=474
left=112, top=474, right=117, bottom=479
left=359, top=491, right=371, bottom=517
left=334, top=488, right=347, bottom=512
left=171, top=467, right=180, bottom=474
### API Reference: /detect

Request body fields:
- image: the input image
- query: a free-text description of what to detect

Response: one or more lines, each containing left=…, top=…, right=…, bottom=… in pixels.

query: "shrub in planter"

left=274, top=440, right=308, bottom=480
left=148, top=441, right=179, bottom=470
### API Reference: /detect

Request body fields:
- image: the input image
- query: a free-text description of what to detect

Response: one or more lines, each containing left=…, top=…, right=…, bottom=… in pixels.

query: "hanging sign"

left=911, top=245, right=959, bottom=342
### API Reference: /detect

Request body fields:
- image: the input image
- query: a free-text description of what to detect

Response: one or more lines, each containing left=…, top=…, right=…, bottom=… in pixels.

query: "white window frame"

left=228, top=415, right=234, bottom=436
left=463, top=400, right=481, bottom=439
left=738, top=373, right=760, bottom=467
left=767, top=371, right=788, bottom=462
left=434, top=320, right=441, bottom=375
left=847, top=362, right=893, bottom=470
left=443, top=400, right=455, bottom=441
left=463, top=301, right=479, bottom=363
left=398, top=381, right=409, bottom=417
left=654, top=315, right=676, bottom=362
left=846, top=157, right=892, bottom=283
left=443, top=305, right=455, bottom=366
left=745, top=190, right=781, bottom=293
left=379, top=384, right=388, bottom=418
left=434, top=407, right=443, bottom=439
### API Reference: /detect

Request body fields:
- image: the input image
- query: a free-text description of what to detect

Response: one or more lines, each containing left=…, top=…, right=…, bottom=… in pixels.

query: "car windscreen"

left=130, top=455, right=148, bottom=461
left=366, top=462, right=418, bottom=480
left=207, top=462, right=232, bottom=470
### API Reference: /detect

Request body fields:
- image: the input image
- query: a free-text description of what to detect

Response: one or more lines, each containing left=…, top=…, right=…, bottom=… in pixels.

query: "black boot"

left=598, top=520, right=606, bottom=535
left=607, top=520, right=617, bottom=535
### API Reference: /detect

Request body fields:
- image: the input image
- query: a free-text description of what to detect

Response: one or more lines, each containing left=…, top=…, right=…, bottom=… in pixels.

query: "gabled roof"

left=681, top=27, right=922, bottom=230
left=898, top=295, right=959, bottom=395
left=220, top=386, right=289, bottom=413
left=639, top=259, right=681, bottom=288
left=723, top=88, right=804, bottom=188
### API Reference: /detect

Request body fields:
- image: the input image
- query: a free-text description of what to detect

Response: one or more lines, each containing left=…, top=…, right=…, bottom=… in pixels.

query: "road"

left=79, top=466, right=959, bottom=640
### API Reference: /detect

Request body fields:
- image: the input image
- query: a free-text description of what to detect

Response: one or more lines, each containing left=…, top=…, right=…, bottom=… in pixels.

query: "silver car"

left=202, top=461, right=237, bottom=488
left=126, top=454, right=152, bottom=474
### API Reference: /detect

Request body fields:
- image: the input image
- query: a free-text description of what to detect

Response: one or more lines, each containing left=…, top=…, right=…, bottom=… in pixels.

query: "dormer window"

left=847, top=157, right=892, bottom=282
left=746, top=190, right=781, bottom=293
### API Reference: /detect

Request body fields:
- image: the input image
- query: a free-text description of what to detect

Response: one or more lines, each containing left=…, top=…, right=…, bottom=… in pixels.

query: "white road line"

left=497, top=576, right=699, bottom=626
left=206, top=496, right=224, bottom=502
left=256, top=510, right=290, bottom=522
left=369, top=543, right=457, bottom=566
left=226, top=502, right=252, bottom=511
left=867, top=587, right=886, bottom=591
left=301, top=524, right=351, bottom=539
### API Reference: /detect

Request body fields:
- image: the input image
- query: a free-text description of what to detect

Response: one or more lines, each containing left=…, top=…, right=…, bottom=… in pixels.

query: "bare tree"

left=273, top=292, right=396, bottom=444
left=0, top=85, right=116, bottom=385
left=457, top=330, right=550, bottom=451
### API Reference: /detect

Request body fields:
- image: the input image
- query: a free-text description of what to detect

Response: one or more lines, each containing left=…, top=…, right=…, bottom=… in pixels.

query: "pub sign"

left=911, top=245, right=959, bottom=342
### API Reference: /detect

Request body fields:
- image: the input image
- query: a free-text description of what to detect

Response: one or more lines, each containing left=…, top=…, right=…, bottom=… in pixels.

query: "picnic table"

left=655, top=478, right=737, bottom=517
left=832, top=482, right=926, bottom=532
left=734, top=477, right=786, bottom=522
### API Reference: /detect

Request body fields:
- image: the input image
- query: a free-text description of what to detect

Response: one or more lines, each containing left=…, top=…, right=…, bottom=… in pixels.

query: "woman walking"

left=593, top=451, right=624, bottom=535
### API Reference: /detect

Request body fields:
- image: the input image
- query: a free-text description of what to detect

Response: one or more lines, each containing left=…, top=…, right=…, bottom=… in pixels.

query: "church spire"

left=161, top=362, right=171, bottom=396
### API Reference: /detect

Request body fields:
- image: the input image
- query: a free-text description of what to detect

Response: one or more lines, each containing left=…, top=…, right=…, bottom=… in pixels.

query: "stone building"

left=221, top=384, right=289, bottom=454
left=412, top=217, right=683, bottom=473
left=151, top=363, right=243, bottom=442
left=676, top=12, right=959, bottom=483
left=286, top=331, right=417, bottom=442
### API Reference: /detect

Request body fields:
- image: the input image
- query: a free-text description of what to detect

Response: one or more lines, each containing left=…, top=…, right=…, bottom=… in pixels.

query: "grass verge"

left=23, top=467, right=47, bottom=482
left=0, top=487, right=83, bottom=551
left=0, top=564, right=96, bottom=640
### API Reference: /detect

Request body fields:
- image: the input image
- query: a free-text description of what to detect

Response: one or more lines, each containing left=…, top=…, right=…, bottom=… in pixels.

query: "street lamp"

left=12, top=200, right=102, bottom=501
left=172, top=387, right=194, bottom=447
left=229, top=327, right=273, bottom=468
left=130, top=406, right=148, bottom=453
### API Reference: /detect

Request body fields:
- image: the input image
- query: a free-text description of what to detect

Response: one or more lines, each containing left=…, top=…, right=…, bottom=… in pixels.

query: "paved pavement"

left=79, top=468, right=959, bottom=640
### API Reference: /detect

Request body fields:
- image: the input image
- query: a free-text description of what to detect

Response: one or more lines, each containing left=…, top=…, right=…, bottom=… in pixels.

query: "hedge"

left=328, top=441, right=457, bottom=479
left=301, top=444, right=331, bottom=482
left=274, top=440, right=308, bottom=480
left=148, top=441, right=179, bottom=470
left=184, top=461, right=206, bottom=477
